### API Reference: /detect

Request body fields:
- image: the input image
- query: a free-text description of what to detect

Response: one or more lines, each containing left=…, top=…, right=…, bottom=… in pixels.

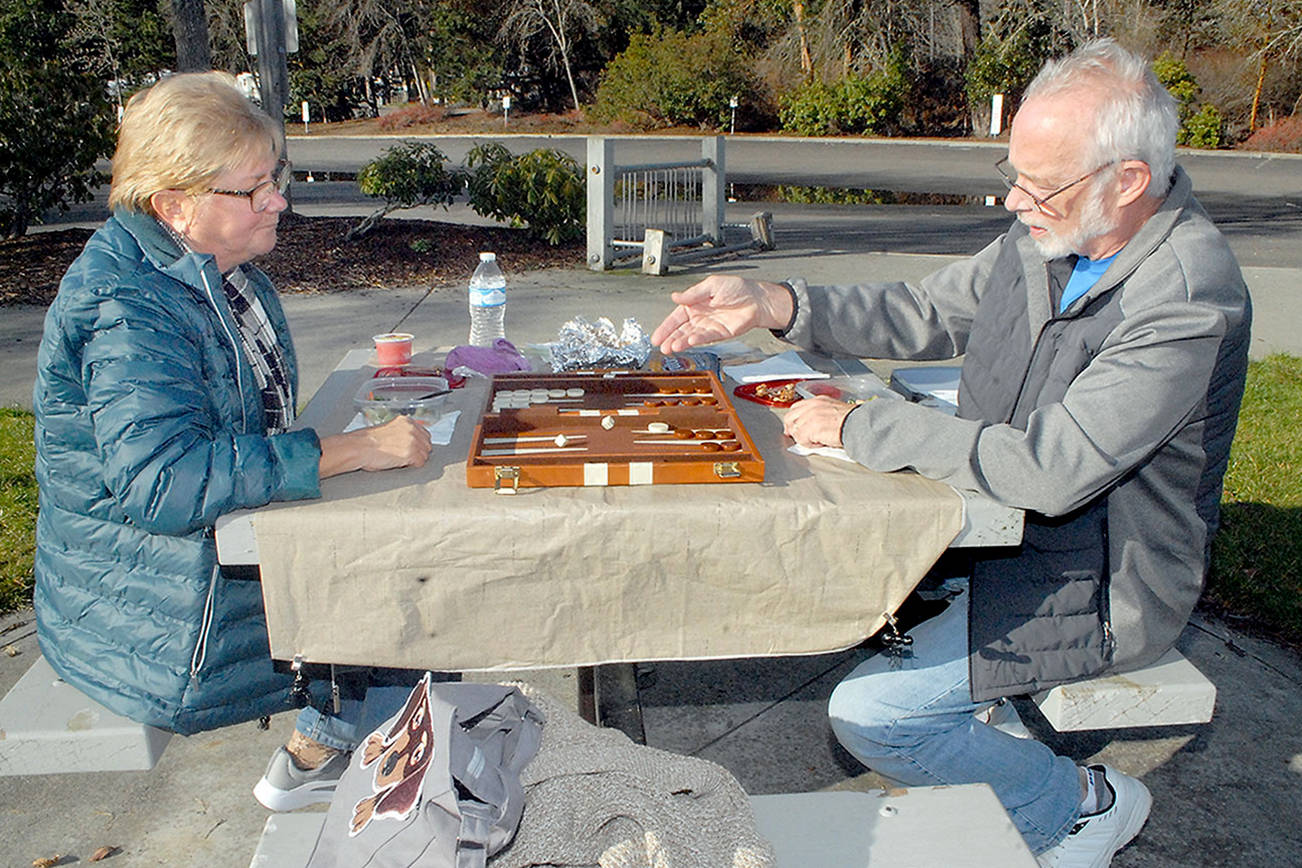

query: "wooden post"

left=253, top=0, right=290, bottom=136
left=171, top=0, right=212, bottom=72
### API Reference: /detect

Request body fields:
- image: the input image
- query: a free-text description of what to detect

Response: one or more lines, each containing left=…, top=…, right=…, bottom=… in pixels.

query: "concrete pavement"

left=3, top=217, right=1302, bottom=866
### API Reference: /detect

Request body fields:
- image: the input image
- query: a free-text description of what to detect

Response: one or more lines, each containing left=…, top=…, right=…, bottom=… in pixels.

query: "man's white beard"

left=1023, top=186, right=1118, bottom=260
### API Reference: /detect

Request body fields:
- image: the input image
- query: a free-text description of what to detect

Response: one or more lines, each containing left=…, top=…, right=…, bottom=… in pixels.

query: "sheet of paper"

left=723, top=350, right=831, bottom=383
left=344, top=410, right=460, bottom=446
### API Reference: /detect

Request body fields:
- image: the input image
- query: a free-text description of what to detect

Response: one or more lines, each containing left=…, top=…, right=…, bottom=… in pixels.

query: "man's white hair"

left=1024, top=39, right=1179, bottom=197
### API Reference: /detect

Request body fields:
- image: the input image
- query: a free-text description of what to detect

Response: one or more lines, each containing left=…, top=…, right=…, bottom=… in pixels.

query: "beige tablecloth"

left=253, top=371, right=964, bottom=671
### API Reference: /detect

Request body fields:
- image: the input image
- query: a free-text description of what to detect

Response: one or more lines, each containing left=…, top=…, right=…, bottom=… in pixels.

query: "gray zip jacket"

left=782, top=167, right=1251, bottom=700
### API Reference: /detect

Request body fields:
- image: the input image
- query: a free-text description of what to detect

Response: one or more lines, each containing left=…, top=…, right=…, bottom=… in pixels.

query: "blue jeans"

left=293, top=668, right=452, bottom=753
left=827, top=582, right=1082, bottom=854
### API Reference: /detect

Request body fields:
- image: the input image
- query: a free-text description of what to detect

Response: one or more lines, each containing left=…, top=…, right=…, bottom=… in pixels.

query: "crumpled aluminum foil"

left=548, top=316, right=652, bottom=371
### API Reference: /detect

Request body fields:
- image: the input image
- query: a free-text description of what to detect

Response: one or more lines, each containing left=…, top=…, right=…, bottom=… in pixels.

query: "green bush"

left=592, top=27, right=760, bottom=131
left=964, top=30, right=1051, bottom=112
left=465, top=144, right=584, bottom=245
left=1182, top=103, right=1225, bottom=149
left=1153, top=53, right=1225, bottom=149
left=348, top=142, right=465, bottom=239
left=0, top=0, right=115, bottom=239
left=779, top=63, right=907, bottom=137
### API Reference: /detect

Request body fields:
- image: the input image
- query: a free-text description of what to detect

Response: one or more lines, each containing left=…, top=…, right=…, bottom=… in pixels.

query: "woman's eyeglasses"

left=209, top=160, right=292, bottom=212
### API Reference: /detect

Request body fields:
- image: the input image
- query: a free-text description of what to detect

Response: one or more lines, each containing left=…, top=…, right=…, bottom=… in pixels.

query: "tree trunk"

left=1249, top=54, right=1267, bottom=133
left=954, top=0, right=981, bottom=135
left=792, top=2, right=812, bottom=79
left=171, top=0, right=212, bottom=71
left=954, top=0, right=979, bottom=65
left=560, top=46, right=580, bottom=112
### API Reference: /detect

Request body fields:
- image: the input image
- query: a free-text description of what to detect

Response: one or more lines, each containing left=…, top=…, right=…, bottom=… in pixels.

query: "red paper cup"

left=373, top=333, right=413, bottom=366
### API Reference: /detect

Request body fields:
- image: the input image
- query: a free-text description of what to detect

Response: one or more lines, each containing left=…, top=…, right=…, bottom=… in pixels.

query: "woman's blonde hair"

left=108, top=71, right=283, bottom=214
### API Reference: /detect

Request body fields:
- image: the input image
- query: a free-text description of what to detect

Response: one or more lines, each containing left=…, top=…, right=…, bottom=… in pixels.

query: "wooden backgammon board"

left=466, top=371, right=765, bottom=491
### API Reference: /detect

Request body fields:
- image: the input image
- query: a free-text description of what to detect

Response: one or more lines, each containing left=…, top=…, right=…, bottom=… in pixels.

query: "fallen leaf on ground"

left=90, top=845, right=121, bottom=861
left=3, top=644, right=19, bottom=656
left=32, top=856, right=63, bottom=868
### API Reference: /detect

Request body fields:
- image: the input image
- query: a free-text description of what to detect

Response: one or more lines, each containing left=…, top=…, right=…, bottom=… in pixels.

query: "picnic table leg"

left=589, top=663, right=646, bottom=744
left=577, top=665, right=597, bottom=724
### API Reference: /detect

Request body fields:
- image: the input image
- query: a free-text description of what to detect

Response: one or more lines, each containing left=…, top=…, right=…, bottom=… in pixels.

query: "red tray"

left=374, top=366, right=467, bottom=388
left=732, top=379, right=805, bottom=408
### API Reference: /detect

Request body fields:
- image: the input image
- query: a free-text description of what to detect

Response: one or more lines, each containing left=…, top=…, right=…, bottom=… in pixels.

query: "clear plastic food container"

left=353, top=376, right=451, bottom=425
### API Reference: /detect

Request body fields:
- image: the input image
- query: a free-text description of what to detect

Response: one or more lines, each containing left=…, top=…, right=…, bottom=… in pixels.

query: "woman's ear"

left=150, top=189, right=190, bottom=234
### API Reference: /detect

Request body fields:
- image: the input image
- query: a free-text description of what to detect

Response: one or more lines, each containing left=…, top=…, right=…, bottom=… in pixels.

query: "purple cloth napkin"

left=444, top=339, right=531, bottom=375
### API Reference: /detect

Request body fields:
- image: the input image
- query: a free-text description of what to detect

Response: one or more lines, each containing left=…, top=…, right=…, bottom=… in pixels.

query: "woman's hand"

left=651, top=275, right=794, bottom=354
left=782, top=396, right=856, bottom=449
left=318, top=415, right=432, bottom=479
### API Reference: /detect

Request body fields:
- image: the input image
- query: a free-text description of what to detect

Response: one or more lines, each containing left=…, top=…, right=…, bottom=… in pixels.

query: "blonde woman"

left=33, top=72, right=430, bottom=810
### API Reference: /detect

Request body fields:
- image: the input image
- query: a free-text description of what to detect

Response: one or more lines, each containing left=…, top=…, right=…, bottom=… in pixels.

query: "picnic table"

left=215, top=348, right=1022, bottom=681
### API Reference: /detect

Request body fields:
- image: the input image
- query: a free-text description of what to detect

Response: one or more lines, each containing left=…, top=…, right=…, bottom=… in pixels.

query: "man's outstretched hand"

left=651, top=275, right=794, bottom=354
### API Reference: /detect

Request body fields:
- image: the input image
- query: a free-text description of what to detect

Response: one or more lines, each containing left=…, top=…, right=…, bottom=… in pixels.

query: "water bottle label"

left=470, top=287, right=506, bottom=307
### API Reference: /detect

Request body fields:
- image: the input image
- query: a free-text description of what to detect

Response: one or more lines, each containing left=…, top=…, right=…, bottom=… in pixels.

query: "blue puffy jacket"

left=33, top=209, right=323, bottom=734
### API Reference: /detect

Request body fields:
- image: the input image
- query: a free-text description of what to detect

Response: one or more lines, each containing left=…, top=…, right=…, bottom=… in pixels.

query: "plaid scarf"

left=158, top=220, right=296, bottom=433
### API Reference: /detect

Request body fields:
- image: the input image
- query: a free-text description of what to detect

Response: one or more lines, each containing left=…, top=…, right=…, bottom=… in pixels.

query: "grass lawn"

left=1205, top=353, right=1302, bottom=644
left=1, top=355, right=1299, bottom=648
left=0, top=407, right=37, bottom=616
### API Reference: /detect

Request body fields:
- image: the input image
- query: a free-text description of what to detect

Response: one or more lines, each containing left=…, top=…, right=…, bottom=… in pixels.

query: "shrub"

left=964, top=29, right=1053, bottom=114
left=962, top=15, right=1068, bottom=134
left=1153, top=53, right=1225, bottom=149
left=465, top=144, right=584, bottom=245
left=592, top=27, right=761, bottom=131
left=348, top=142, right=465, bottom=240
left=779, top=62, right=907, bottom=137
left=1183, top=103, right=1226, bottom=149
left=0, top=0, right=115, bottom=238
left=377, top=103, right=448, bottom=131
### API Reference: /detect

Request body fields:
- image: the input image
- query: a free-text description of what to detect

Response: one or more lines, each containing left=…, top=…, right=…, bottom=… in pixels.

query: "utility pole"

left=244, top=0, right=296, bottom=206
left=171, top=0, right=212, bottom=71
left=247, top=0, right=290, bottom=139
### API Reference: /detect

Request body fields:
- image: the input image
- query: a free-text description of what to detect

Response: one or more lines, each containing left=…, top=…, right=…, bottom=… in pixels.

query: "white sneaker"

left=253, top=745, right=350, bottom=811
left=1037, top=764, right=1152, bottom=868
left=974, top=699, right=1033, bottom=739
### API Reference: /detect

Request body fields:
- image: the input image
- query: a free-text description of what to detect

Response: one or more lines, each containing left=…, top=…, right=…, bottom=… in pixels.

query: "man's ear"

left=1116, top=160, right=1153, bottom=207
left=149, top=189, right=190, bottom=234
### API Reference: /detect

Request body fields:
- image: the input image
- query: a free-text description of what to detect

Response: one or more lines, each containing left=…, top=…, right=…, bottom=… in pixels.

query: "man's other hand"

left=652, top=275, right=795, bottom=354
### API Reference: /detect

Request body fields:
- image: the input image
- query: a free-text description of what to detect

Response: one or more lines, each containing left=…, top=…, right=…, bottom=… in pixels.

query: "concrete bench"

left=0, top=654, right=171, bottom=775
left=888, top=364, right=1219, bottom=734
left=249, top=784, right=1038, bottom=867
left=1031, top=647, right=1216, bottom=731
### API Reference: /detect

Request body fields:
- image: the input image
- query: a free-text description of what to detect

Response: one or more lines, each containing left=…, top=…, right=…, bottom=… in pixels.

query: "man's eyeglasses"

left=209, top=160, right=292, bottom=212
left=994, top=157, right=1112, bottom=218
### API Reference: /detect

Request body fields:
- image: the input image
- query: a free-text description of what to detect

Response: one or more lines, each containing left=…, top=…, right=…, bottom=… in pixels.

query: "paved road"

left=286, top=134, right=1302, bottom=269
left=283, top=133, right=1302, bottom=197
left=51, top=135, right=1302, bottom=269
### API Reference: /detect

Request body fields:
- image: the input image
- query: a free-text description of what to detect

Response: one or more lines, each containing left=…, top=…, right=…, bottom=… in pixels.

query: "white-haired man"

left=653, top=40, right=1250, bottom=866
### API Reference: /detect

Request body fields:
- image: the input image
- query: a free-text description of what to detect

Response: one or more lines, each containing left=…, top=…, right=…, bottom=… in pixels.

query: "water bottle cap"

left=479, top=252, right=496, bottom=262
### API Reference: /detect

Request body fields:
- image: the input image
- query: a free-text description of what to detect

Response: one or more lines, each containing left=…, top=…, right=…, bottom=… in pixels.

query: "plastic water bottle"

left=468, top=252, right=507, bottom=346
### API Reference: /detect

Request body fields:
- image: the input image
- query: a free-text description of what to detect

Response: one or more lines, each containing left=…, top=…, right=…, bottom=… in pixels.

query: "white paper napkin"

left=722, top=350, right=831, bottom=383
left=788, top=443, right=856, bottom=463
left=343, top=410, right=460, bottom=446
